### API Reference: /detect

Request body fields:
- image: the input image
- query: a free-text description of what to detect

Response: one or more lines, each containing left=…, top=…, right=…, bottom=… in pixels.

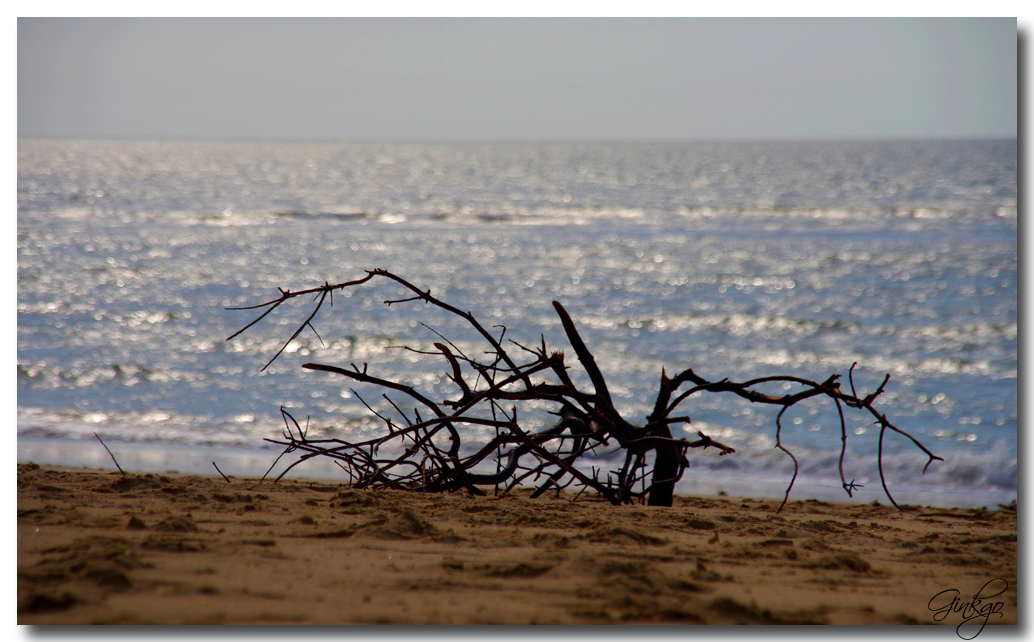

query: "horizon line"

left=17, top=133, right=1020, bottom=146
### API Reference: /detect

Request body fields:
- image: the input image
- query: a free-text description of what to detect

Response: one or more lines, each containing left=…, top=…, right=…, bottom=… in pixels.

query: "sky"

left=17, top=17, right=1019, bottom=142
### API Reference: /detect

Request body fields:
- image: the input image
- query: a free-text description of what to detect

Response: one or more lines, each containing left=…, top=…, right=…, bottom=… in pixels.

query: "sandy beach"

left=17, top=463, right=1016, bottom=626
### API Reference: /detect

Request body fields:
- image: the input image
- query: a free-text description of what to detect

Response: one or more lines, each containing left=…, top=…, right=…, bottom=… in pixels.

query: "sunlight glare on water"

left=18, top=139, right=1016, bottom=506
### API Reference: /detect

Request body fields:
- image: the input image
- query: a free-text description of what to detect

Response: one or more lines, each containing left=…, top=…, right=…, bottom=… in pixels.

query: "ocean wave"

left=16, top=360, right=210, bottom=390
left=17, top=406, right=279, bottom=448
left=682, top=436, right=1015, bottom=491
left=18, top=404, right=1015, bottom=493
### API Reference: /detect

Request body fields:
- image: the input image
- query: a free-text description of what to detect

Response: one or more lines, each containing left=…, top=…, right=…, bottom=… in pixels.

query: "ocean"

left=17, top=138, right=1017, bottom=508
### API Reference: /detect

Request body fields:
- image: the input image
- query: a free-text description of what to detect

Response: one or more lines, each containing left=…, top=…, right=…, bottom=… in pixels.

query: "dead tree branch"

left=229, top=268, right=941, bottom=510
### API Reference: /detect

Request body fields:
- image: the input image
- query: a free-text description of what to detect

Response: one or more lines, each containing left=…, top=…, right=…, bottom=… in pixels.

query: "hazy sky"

left=18, top=17, right=1017, bottom=142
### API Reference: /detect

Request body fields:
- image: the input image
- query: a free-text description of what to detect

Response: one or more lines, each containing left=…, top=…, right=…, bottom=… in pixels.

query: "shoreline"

left=18, top=436, right=1017, bottom=510
left=17, top=464, right=1017, bottom=625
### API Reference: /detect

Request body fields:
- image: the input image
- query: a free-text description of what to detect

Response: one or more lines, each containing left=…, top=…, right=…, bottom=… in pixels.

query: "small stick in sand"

left=93, top=432, right=125, bottom=476
left=213, top=461, right=232, bottom=484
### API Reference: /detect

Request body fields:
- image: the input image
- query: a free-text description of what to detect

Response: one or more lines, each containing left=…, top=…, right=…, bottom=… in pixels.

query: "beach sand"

left=17, top=463, right=1016, bottom=626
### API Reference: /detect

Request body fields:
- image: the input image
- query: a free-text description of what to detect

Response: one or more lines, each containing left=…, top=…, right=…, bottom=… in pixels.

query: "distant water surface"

left=17, top=139, right=1017, bottom=507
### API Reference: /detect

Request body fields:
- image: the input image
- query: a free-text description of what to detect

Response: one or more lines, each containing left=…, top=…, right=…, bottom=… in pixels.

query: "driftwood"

left=228, top=268, right=942, bottom=510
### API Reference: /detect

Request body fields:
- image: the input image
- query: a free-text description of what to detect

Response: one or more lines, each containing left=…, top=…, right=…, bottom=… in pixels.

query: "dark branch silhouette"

left=228, top=268, right=942, bottom=510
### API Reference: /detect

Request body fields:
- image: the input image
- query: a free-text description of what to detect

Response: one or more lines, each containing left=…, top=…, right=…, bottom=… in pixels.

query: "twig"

left=93, top=432, right=125, bottom=476
left=213, top=461, right=232, bottom=484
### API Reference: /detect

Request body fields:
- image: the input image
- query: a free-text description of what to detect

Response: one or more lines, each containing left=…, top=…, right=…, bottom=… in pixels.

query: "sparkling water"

left=18, top=138, right=1017, bottom=507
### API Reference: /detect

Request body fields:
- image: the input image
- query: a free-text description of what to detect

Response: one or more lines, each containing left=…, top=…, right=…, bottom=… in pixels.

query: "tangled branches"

left=228, top=268, right=941, bottom=511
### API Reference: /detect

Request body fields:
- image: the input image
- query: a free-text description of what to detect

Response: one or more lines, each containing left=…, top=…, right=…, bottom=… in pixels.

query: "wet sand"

left=17, top=463, right=1017, bottom=626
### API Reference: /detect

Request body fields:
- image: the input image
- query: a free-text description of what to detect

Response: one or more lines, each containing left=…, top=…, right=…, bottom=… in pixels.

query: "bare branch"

left=227, top=268, right=942, bottom=511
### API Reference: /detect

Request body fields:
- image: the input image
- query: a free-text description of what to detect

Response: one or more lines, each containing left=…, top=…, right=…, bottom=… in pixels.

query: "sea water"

left=17, top=139, right=1017, bottom=508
